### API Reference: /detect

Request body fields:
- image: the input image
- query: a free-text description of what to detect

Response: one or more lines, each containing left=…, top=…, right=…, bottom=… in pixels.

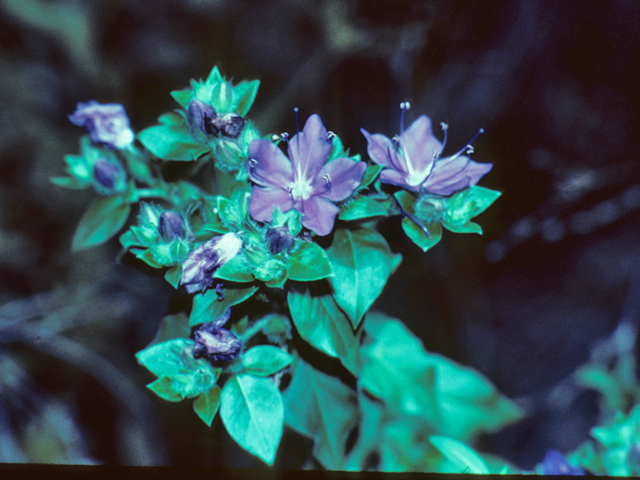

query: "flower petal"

left=297, top=196, right=340, bottom=236
left=288, top=114, right=332, bottom=182
left=399, top=115, right=441, bottom=178
left=312, top=157, right=367, bottom=201
left=248, top=139, right=293, bottom=189
left=379, top=169, right=420, bottom=192
left=360, top=129, right=397, bottom=169
left=424, top=155, right=493, bottom=196
left=249, top=185, right=294, bottom=222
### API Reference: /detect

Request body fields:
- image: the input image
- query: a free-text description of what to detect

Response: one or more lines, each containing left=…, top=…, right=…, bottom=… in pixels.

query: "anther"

left=323, top=174, right=332, bottom=192
left=400, top=102, right=411, bottom=111
left=326, top=131, right=336, bottom=140
left=450, top=128, right=484, bottom=160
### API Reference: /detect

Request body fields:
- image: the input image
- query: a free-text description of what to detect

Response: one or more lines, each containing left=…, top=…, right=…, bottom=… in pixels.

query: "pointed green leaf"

left=220, top=374, right=284, bottom=465
left=288, top=241, right=333, bottom=282
left=138, top=116, right=210, bottom=161
left=147, top=377, right=183, bottom=402
left=442, top=219, right=483, bottom=234
left=287, top=282, right=360, bottom=375
left=241, top=345, right=292, bottom=377
left=171, top=89, right=192, bottom=108
left=235, top=80, right=260, bottom=116
left=147, top=313, right=191, bottom=347
left=164, top=264, right=182, bottom=289
left=136, top=338, right=197, bottom=378
left=443, top=186, right=501, bottom=231
left=402, top=217, right=442, bottom=252
left=189, top=285, right=259, bottom=327
left=283, top=356, right=358, bottom=470
left=205, top=66, right=223, bottom=87
left=193, top=386, right=221, bottom=427
left=338, top=195, right=388, bottom=221
left=72, top=196, right=131, bottom=251
left=50, top=176, right=87, bottom=189
left=214, top=255, right=254, bottom=282
left=429, top=436, right=490, bottom=474
left=325, top=227, right=392, bottom=329
left=360, top=165, right=384, bottom=188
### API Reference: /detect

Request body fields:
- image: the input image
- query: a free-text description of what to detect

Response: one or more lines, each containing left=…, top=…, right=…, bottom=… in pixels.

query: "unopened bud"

left=265, top=225, right=295, bottom=255
left=93, top=158, right=125, bottom=193
left=159, top=210, right=185, bottom=242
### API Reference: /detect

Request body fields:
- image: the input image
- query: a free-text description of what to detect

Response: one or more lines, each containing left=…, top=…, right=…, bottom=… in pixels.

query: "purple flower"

left=540, top=449, right=584, bottom=476
left=361, top=106, right=492, bottom=196
left=247, top=114, right=366, bottom=236
left=69, top=101, right=135, bottom=149
left=180, top=233, right=242, bottom=294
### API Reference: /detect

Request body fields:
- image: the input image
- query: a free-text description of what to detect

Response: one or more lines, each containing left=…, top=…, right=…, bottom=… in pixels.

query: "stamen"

left=293, top=107, right=300, bottom=136
left=450, top=128, right=484, bottom=160
left=439, top=122, right=449, bottom=156
left=399, top=102, right=411, bottom=134
left=323, top=174, right=332, bottom=193
left=271, top=134, right=281, bottom=142
left=326, top=131, right=336, bottom=140
left=392, top=195, right=431, bottom=239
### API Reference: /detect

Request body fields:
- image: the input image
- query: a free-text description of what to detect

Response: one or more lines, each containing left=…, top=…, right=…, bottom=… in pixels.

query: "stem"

left=393, top=195, right=431, bottom=239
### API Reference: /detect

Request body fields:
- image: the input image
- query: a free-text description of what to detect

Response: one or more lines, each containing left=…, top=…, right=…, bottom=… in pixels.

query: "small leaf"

left=147, top=377, right=183, bottom=402
left=50, top=176, right=87, bottom=189
left=288, top=241, right=333, bottom=282
left=287, top=282, right=360, bottom=375
left=147, top=313, right=191, bottom=347
left=170, top=89, right=192, bottom=108
left=164, top=264, right=182, bottom=289
left=234, top=80, right=260, bottom=116
left=72, top=196, right=131, bottom=251
left=220, top=374, right=284, bottom=465
left=325, top=227, right=392, bottom=329
left=138, top=117, right=210, bottom=161
left=136, top=338, right=196, bottom=378
left=214, top=255, right=254, bottom=282
left=241, top=345, right=292, bottom=377
left=338, top=196, right=388, bottom=221
left=429, top=436, right=490, bottom=474
left=401, top=217, right=442, bottom=252
left=189, top=285, right=259, bottom=327
left=360, top=165, right=384, bottom=188
left=193, top=386, right=221, bottom=427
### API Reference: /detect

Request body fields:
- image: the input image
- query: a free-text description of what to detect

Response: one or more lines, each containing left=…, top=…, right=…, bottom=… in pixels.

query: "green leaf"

left=360, top=165, right=383, bottom=188
left=361, top=313, right=522, bottom=441
left=283, top=356, right=358, bottom=470
left=137, top=338, right=200, bottom=378
left=164, top=264, right=182, bottom=289
left=234, top=80, right=260, bottom=116
left=214, top=255, right=254, bottom=282
left=442, top=186, right=501, bottom=234
left=138, top=114, right=210, bottom=161
left=147, top=312, right=191, bottom=347
left=50, top=176, right=87, bottom=189
left=170, top=89, right=192, bottom=108
left=241, top=345, right=292, bottom=377
left=147, top=377, right=183, bottom=402
left=220, top=374, right=284, bottom=465
left=429, top=436, right=490, bottom=474
left=189, top=285, right=259, bottom=327
left=288, top=241, right=333, bottom=282
left=338, top=196, right=388, bottom=221
left=193, top=386, right=221, bottom=427
left=343, top=392, right=386, bottom=471
left=402, top=217, right=442, bottom=252
left=72, top=196, right=131, bottom=251
left=287, top=282, right=360, bottom=376
left=326, top=227, right=392, bottom=329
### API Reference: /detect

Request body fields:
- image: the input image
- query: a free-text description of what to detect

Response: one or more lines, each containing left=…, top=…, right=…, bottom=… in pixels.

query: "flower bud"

left=69, top=101, right=134, bottom=149
left=187, top=99, right=215, bottom=137
left=206, top=113, right=245, bottom=138
left=193, top=322, right=242, bottom=362
left=180, top=233, right=242, bottom=294
left=92, top=158, right=126, bottom=194
left=265, top=225, right=295, bottom=255
left=159, top=210, right=185, bottom=242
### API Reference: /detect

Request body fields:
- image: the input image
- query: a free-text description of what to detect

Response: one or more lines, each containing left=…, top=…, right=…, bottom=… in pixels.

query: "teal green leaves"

left=136, top=338, right=221, bottom=402
left=394, top=190, right=442, bottom=252
left=283, top=357, right=358, bottom=470
left=193, top=385, right=221, bottom=427
left=360, top=313, right=523, bottom=442
left=429, top=436, right=490, bottom=474
left=189, top=285, right=259, bottom=327
left=138, top=112, right=210, bottom=161
left=220, top=374, right=284, bottom=465
left=442, top=186, right=502, bottom=234
left=326, top=227, right=393, bottom=329
left=72, top=194, right=131, bottom=251
left=288, top=241, right=333, bottom=282
left=241, top=345, right=293, bottom=377
left=288, top=282, right=361, bottom=375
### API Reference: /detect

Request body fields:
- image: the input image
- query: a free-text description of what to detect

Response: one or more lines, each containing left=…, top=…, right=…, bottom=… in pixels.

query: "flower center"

left=289, top=178, right=313, bottom=201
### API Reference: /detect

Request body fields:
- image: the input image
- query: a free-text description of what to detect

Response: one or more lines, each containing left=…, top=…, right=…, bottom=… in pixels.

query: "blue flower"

left=69, top=101, right=135, bottom=149
left=361, top=105, right=492, bottom=196
left=540, top=449, right=585, bottom=475
left=247, top=114, right=366, bottom=236
left=180, top=233, right=242, bottom=294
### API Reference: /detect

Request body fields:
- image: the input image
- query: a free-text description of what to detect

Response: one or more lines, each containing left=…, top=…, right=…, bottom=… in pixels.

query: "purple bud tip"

left=158, top=210, right=185, bottom=242
left=93, top=158, right=123, bottom=190
left=266, top=225, right=295, bottom=255
left=69, top=101, right=134, bottom=149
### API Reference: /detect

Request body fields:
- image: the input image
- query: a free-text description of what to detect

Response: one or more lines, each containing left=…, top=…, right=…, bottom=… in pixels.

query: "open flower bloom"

left=361, top=113, right=492, bottom=196
left=247, top=114, right=366, bottom=236
left=69, top=101, right=135, bottom=149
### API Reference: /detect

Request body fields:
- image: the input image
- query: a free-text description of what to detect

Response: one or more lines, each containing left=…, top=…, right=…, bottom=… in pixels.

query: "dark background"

left=1, top=0, right=639, bottom=470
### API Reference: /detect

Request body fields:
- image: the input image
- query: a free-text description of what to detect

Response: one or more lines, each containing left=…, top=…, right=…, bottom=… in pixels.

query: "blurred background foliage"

left=1, top=0, right=640, bottom=470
